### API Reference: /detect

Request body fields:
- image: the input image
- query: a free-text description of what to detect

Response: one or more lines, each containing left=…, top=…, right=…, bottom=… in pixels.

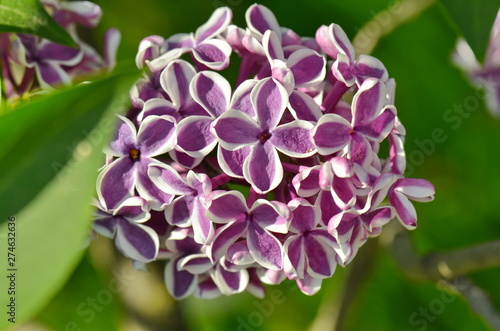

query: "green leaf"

left=0, top=67, right=137, bottom=330
left=0, top=63, right=137, bottom=225
left=37, top=255, right=122, bottom=331
left=438, top=0, right=499, bottom=62
left=0, top=0, right=75, bottom=47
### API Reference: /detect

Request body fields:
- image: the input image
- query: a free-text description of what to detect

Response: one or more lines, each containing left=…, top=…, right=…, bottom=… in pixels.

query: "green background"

left=2, top=0, right=500, bottom=330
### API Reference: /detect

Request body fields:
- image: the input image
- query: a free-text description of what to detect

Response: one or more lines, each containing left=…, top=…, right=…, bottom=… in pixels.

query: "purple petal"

left=195, top=7, right=232, bottom=41
left=394, top=178, right=435, bottom=202
left=331, top=176, right=356, bottom=210
left=98, top=157, right=136, bottom=210
left=148, top=162, right=193, bottom=195
left=139, top=98, right=179, bottom=122
left=312, top=114, right=351, bottom=155
left=37, top=41, right=83, bottom=65
left=137, top=115, right=176, bottom=156
left=288, top=90, right=322, bottom=121
left=389, top=191, right=417, bottom=229
left=359, top=207, right=394, bottom=233
left=263, top=30, right=284, bottom=61
left=103, top=28, right=120, bottom=69
left=270, top=120, right=316, bottom=158
left=108, top=115, right=137, bottom=157
left=296, top=275, right=323, bottom=296
left=353, top=55, right=388, bottom=84
left=190, top=71, right=230, bottom=117
left=135, top=35, right=164, bottom=68
left=247, top=223, right=283, bottom=270
left=227, top=241, right=254, bottom=265
left=245, top=4, right=281, bottom=38
left=35, top=62, right=71, bottom=88
left=315, top=25, right=340, bottom=59
left=230, top=79, right=258, bottom=117
left=113, top=196, right=150, bottom=222
left=352, top=79, right=387, bottom=127
left=192, top=39, right=231, bottom=70
left=217, top=145, right=251, bottom=178
left=55, top=1, right=102, bottom=28
left=288, top=49, right=326, bottom=87
left=243, top=142, right=283, bottom=194
left=250, top=200, right=289, bottom=233
left=331, top=24, right=355, bottom=61
left=178, top=254, right=213, bottom=274
left=206, top=191, right=247, bottom=223
left=165, top=258, right=198, bottom=299
left=251, top=77, right=288, bottom=131
left=304, top=234, right=336, bottom=278
left=348, top=132, right=372, bottom=167
left=169, top=149, right=203, bottom=169
left=165, top=196, right=195, bottom=227
left=284, top=236, right=305, bottom=279
left=389, top=133, right=406, bottom=175
left=191, top=198, right=214, bottom=244
left=316, top=190, right=342, bottom=225
left=292, top=166, right=321, bottom=198
left=213, top=264, right=249, bottom=295
left=176, top=116, right=217, bottom=157
left=114, top=219, right=159, bottom=262
left=356, top=106, right=396, bottom=142
left=147, top=47, right=188, bottom=73
left=213, top=110, right=260, bottom=150
left=288, top=199, right=320, bottom=232
left=209, top=220, right=248, bottom=261
left=136, top=161, right=174, bottom=210
left=160, top=60, right=196, bottom=109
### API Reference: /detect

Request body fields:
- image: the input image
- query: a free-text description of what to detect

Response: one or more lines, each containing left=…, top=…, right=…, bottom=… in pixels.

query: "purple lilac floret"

left=452, top=9, right=500, bottom=117
left=0, top=0, right=119, bottom=101
left=93, top=4, right=435, bottom=299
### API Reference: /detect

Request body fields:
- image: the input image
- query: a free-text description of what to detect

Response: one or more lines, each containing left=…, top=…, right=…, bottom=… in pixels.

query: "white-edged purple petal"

left=304, top=234, right=336, bottom=278
left=331, top=24, right=355, bottom=61
left=190, top=71, right=231, bottom=117
left=243, top=142, right=283, bottom=194
left=283, top=235, right=305, bottom=279
left=245, top=4, right=281, bottom=39
left=227, top=241, right=254, bottom=265
left=212, top=263, right=249, bottom=295
left=103, top=28, right=120, bottom=70
left=287, top=49, right=326, bottom=87
left=147, top=47, right=188, bottom=72
left=394, top=178, right=435, bottom=202
left=288, top=90, right=322, bottom=121
left=165, top=258, right=198, bottom=300
left=247, top=223, right=283, bottom=270
left=389, top=190, right=417, bottom=229
left=148, top=162, right=194, bottom=195
left=37, top=40, right=83, bottom=65
left=296, top=275, right=323, bottom=296
left=348, top=132, right=373, bottom=167
left=114, top=218, right=159, bottom=262
left=251, top=77, right=288, bottom=131
left=209, top=220, right=248, bottom=261
left=217, top=145, right=251, bottom=178
left=191, top=198, right=214, bottom=244
left=230, top=79, right=258, bottom=116
left=137, top=115, right=176, bottom=156
left=135, top=35, right=165, bottom=69
left=206, top=190, right=247, bottom=223
left=165, top=195, right=195, bottom=227
left=35, top=62, right=72, bottom=88
left=292, top=165, right=321, bottom=198
left=192, top=39, right=232, bottom=70
left=312, top=114, right=351, bottom=155
left=356, top=106, right=396, bottom=142
left=250, top=199, right=290, bottom=233
left=176, top=116, right=217, bottom=157
left=169, top=149, right=203, bottom=169
left=263, top=30, right=285, bottom=62
left=113, top=196, right=150, bottom=223
left=315, top=25, right=340, bottom=59
left=178, top=254, right=213, bottom=274
left=107, top=115, right=137, bottom=157
left=195, top=7, right=232, bottom=41
left=270, top=120, right=316, bottom=158
left=213, top=109, right=260, bottom=150
left=136, top=161, right=174, bottom=210
left=359, top=207, right=394, bottom=234
left=139, top=98, right=179, bottom=122
left=352, top=79, right=387, bottom=127
left=331, top=176, right=356, bottom=210
left=97, top=157, right=136, bottom=210
left=160, top=60, right=196, bottom=109
left=353, top=55, right=388, bottom=84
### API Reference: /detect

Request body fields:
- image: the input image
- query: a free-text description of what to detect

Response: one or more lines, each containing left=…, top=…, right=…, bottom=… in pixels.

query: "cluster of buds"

left=94, top=4, right=435, bottom=299
left=453, top=9, right=500, bottom=117
left=0, top=0, right=119, bottom=102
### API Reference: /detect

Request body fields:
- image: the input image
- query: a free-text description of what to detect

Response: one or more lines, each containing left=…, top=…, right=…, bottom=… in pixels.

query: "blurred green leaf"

left=0, top=64, right=137, bottom=224
left=343, top=250, right=491, bottom=331
left=438, top=0, right=498, bottom=62
left=0, top=66, right=137, bottom=330
left=38, top=255, right=122, bottom=331
left=0, top=0, right=76, bottom=47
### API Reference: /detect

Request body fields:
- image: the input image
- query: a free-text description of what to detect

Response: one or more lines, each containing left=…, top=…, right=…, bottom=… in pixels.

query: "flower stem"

left=282, top=162, right=301, bottom=174
left=247, top=187, right=258, bottom=207
left=320, top=79, right=350, bottom=114
left=210, top=173, right=232, bottom=189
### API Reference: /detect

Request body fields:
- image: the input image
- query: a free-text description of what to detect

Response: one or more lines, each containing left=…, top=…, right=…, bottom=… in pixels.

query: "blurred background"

left=3, top=0, right=500, bottom=330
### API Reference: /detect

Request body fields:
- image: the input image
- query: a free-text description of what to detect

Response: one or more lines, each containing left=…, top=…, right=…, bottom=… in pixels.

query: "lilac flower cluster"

left=94, top=4, right=435, bottom=298
left=0, top=0, right=119, bottom=101
left=453, top=9, right=500, bottom=117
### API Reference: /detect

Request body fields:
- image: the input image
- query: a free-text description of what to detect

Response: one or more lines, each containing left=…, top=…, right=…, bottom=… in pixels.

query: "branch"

left=381, top=222, right=500, bottom=282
